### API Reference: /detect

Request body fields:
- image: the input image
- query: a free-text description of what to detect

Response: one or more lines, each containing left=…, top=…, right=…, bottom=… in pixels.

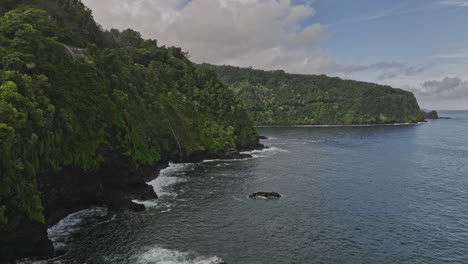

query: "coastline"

left=256, top=121, right=427, bottom=128
left=7, top=139, right=266, bottom=263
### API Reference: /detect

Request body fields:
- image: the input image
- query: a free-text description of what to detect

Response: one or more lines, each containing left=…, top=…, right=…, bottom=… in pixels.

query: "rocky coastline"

left=0, top=139, right=265, bottom=263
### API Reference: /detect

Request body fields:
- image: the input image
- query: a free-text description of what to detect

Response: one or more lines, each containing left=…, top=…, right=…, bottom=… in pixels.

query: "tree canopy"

left=201, top=64, right=425, bottom=125
left=0, top=2, right=257, bottom=224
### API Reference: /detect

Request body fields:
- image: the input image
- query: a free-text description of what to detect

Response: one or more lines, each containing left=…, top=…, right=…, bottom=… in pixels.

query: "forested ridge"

left=0, top=0, right=258, bottom=228
left=201, top=64, right=425, bottom=125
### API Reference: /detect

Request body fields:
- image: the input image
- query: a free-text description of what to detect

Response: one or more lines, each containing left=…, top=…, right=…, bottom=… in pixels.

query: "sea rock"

left=249, top=192, right=282, bottom=199
left=258, top=135, right=268, bottom=140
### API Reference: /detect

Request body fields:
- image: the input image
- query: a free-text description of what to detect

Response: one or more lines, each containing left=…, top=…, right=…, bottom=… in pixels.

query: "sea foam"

left=147, top=162, right=193, bottom=196
left=47, top=207, right=108, bottom=250
left=133, top=162, right=194, bottom=207
left=240, top=146, right=289, bottom=158
left=135, top=246, right=225, bottom=264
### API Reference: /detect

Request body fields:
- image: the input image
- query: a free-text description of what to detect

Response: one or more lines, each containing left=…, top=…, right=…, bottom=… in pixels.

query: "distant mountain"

left=201, top=64, right=425, bottom=125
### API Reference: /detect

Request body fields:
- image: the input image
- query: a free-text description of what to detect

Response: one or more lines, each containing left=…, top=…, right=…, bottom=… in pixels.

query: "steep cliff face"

left=0, top=156, right=163, bottom=261
left=202, top=64, right=426, bottom=125
left=0, top=2, right=261, bottom=261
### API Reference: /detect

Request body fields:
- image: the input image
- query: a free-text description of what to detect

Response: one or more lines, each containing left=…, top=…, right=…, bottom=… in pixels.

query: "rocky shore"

left=0, top=139, right=265, bottom=263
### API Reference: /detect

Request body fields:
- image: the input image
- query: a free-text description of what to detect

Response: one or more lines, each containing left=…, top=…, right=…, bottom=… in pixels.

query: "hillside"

left=201, top=64, right=425, bottom=125
left=0, top=1, right=260, bottom=261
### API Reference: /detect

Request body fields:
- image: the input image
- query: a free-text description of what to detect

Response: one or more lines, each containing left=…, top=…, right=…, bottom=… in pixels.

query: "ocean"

left=31, top=111, right=468, bottom=264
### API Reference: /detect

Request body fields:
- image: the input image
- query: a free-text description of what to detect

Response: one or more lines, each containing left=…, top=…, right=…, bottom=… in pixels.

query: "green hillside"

left=202, top=64, right=425, bottom=125
left=0, top=1, right=257, bottom=225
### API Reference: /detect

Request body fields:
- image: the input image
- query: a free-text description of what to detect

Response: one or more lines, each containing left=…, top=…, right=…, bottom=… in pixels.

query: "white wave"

left=256, top=122, right=426, bottom=128
left=135, top=246, right=225, bottom=264
left=274, top=139, right=322, bottom=145
left=201, top=147, right=288, bottom=163
left=132, top=199, right=159, bottom=207
left=202, top=158, right=246, bottom=163
left=146, top=162, right=193, bottom=197
left=240, top=146, right=289, bottom=158
left=47, top=207, right=107, bottom=250
left=241, top=146, right=288, bottom=154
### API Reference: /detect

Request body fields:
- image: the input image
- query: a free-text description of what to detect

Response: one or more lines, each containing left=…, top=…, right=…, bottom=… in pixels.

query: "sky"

left=81, top=0, right=468, bottom=110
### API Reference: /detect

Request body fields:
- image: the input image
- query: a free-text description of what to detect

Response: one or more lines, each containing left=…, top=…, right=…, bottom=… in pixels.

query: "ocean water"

left=35, top=111, right=468, bottom=264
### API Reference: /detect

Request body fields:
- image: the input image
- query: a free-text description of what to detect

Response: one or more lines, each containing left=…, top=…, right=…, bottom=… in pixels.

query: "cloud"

left=432, top=50, right=468, bottom=59
left=79, top=0, right=466, bottom=110
left=332, top=5, right=431, bottom=26
left=80, top=0, right=438, bottom=79
left=406, top=77, right=468, bottom=98
left=333, top=62, right=427, bottom=81
left=81, top=0, right=419, bottom=77
left=82, top=0, right=343, bottom=74
left=440, top=0, right=468, bottom=7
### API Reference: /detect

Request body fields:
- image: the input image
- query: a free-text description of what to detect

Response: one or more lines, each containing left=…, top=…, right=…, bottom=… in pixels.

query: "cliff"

left=0, top=1, right=261, bottom=261
left=201, top=64, right=426, bottom=125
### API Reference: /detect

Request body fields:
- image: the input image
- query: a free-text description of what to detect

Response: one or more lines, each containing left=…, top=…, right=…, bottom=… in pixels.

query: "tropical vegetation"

left=202, top=64, right=425, bottom=125
left=0, top=1, right=257, bottom=224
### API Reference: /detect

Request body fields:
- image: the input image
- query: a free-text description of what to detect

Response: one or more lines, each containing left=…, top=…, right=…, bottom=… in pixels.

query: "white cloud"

left=418, top=77, right=468, bottom=98
left=82, top=0, right=340, bottom=74
left=80, top=0, right=468, bottom=109
left=382, top=73, right=468, bottom=110
left=432, top=50, right=468, bottom=59
left=440, top=0, right=468, bottom=7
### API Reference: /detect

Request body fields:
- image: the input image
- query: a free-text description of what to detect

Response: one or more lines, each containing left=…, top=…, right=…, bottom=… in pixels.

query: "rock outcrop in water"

left=249, top=192, right=282, bottom=199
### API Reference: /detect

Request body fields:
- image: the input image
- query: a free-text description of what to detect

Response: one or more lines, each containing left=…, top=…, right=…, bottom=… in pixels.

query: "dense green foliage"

left=202, top=64, right=425, bottom=125
left=424, top=110, right=439, bottom=119
left=0, top=2, right=257, bottom=223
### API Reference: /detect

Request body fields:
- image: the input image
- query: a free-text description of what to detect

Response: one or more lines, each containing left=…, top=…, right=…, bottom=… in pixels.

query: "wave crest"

left=135, top=246, right=225, bottom=264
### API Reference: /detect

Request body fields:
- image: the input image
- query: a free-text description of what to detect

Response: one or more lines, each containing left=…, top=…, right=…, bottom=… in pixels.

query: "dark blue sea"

left=32, top=111, right=468, bottom=264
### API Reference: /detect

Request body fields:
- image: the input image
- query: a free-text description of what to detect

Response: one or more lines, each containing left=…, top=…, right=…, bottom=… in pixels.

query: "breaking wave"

left=134, top=246, right=225, bottom=264
left=240, top=146, right=289, bottom=158
left=47, top=207, right=108, bottom=250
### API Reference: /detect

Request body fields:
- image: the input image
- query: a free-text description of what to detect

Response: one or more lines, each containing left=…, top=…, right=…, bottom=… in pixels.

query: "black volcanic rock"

left=249, top=192, right=282, bottom=199
left=258, top=135, right=268, bottom=140
left=0, top=206, right=54, bottom=262
left=0, top=138, right=263, bottom=262
left=183, top=144, right=267, bottom=163
left=237, top=141, right=266, bottom=152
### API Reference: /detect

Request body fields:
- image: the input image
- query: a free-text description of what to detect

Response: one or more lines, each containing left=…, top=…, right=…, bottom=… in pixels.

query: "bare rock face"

left=249, top=192, right=282, bottom=199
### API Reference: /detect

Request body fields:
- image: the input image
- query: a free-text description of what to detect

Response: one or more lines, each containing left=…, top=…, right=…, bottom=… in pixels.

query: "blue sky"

left=299, top=0, right=468, bottom=109
left=312, top=0, right=467, bottom=72
left=83, top=0, right=468, bottom=109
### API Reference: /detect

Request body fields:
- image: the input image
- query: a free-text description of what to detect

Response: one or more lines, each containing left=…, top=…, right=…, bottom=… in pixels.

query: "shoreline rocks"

left=0, top=140, right=266, bottom=262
